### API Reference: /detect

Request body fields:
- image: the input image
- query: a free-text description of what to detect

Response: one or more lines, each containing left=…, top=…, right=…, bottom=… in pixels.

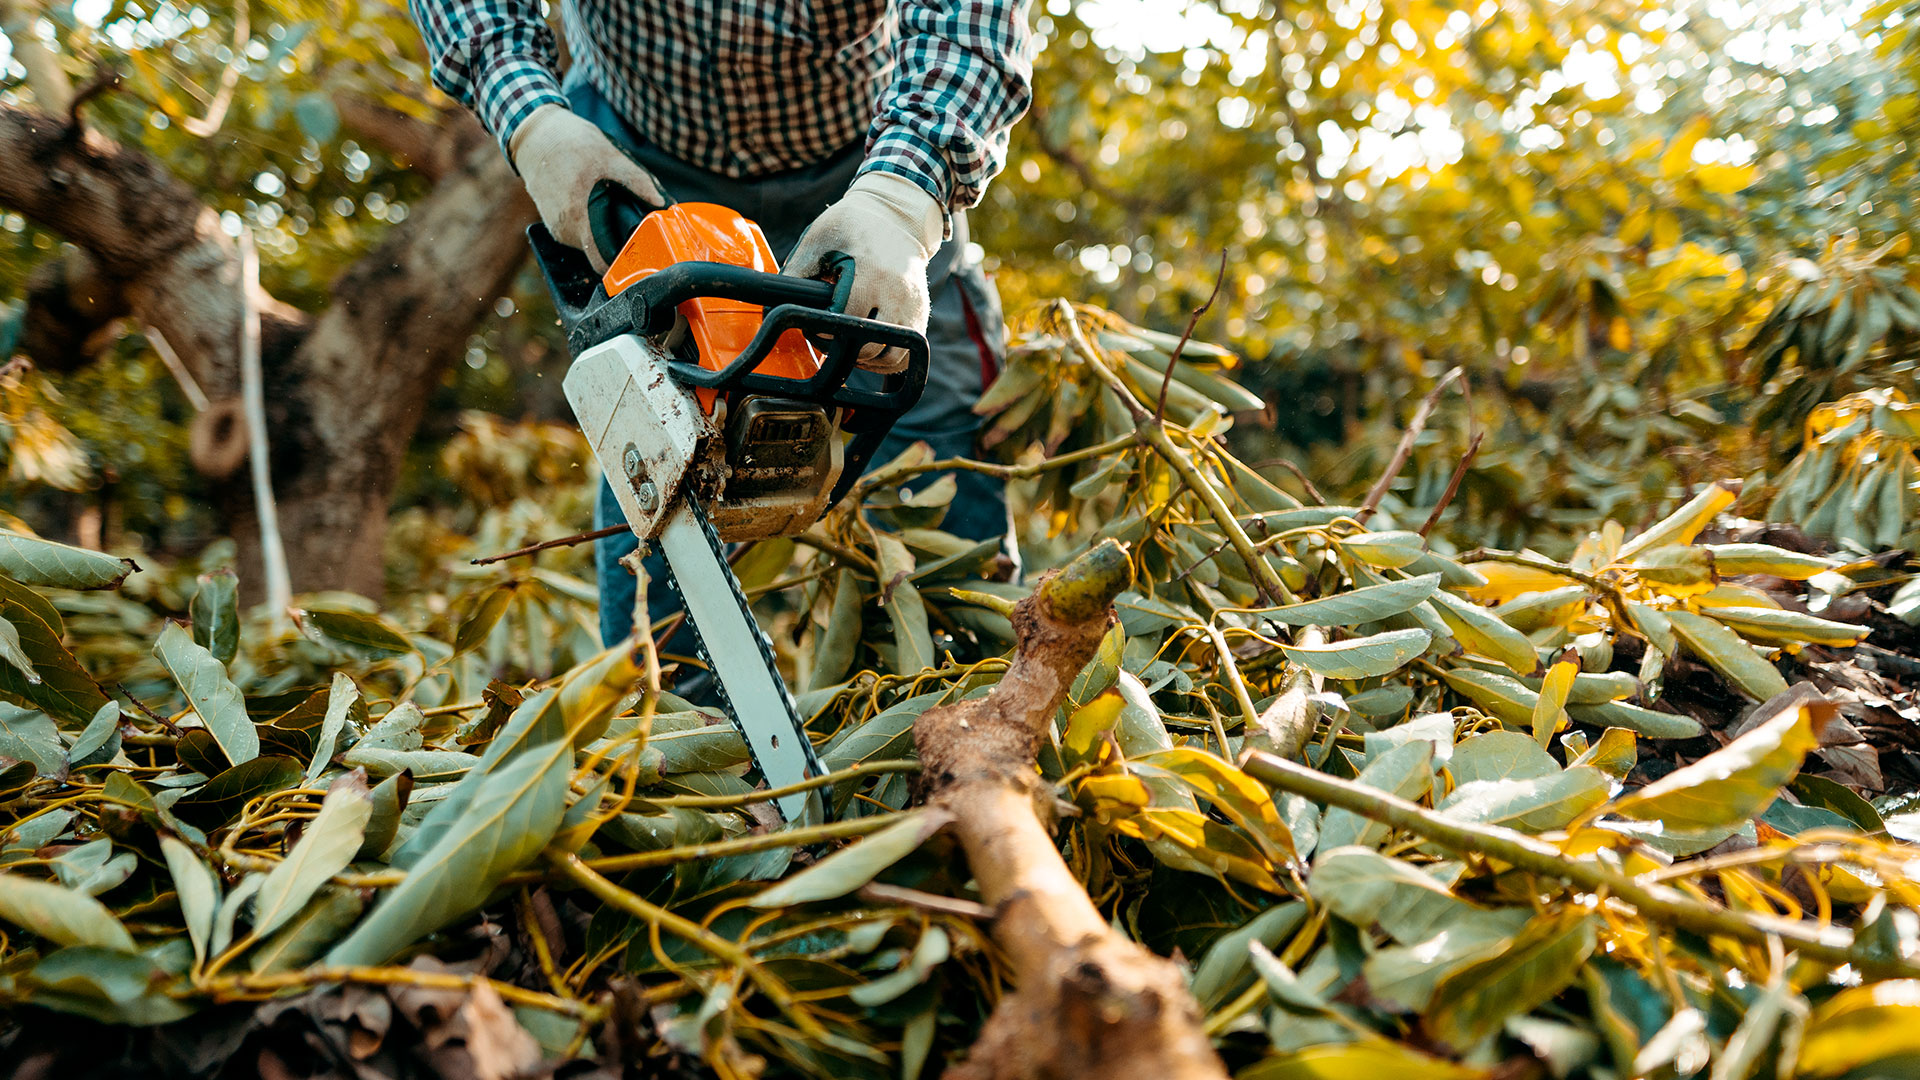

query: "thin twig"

left=1419, top=430, right=1484, bottom=538
left=1354, top=366, right=1462, bottom=525
left=547, top=851, right=824, bottom=1035
left=471, top=524, right=627, bottom=566
left=1155, top=251, right=1230, bottom=423
left=1255, top=458, right=1326, bottom=505
left=858, top=883, right=995, bottom=920
left=209, top=966, right=605, bottom=1019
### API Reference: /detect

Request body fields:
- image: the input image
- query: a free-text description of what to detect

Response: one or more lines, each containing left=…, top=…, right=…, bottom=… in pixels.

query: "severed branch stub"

left=913, top=540, right=1227, bottom=1080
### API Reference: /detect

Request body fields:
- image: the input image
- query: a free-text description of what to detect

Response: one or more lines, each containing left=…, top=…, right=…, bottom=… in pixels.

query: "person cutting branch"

left=410, top=0, right=1034, bottom=644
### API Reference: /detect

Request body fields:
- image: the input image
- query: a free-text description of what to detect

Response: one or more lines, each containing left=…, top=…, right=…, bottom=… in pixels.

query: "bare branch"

left=1155, top=250, right=1230, bottom=422
left=1354, top=365, right=1463, bottom=525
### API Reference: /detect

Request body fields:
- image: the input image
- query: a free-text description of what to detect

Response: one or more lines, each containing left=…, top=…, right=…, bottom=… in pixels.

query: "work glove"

left=511, top=104, right=669, bottom=272
left=784, top=171, right=944, bottom=374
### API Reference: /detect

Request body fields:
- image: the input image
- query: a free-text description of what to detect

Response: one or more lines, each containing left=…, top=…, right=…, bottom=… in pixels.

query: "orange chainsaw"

left=530, top=192, right=928, bottom=824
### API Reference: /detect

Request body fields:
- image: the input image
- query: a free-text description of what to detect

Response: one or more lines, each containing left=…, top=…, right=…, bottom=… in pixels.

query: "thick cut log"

left=0, top=100, right=534, bottom=597
left=913, top=541, right=1227, bottom=1080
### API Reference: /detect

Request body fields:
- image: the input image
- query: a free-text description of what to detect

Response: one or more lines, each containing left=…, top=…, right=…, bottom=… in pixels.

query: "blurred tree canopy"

left=3, top=0, right=1920, bottom=571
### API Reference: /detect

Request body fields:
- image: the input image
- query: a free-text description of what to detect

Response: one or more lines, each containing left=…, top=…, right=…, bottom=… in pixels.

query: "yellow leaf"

left=1796, top=981, right=1920, bottom=1077
left=1696, top=162, right=1757, bottom=194
left=1615, top=482, right=1738, bottom=562
left=1532, top=657, right=1577, bottom=748
left=1458, top=561, right=1584, bottom=604
left=1608, top=317, right=1632, bottom=352
left=1661, top=116, right=1709, bottom=179
left=1063, top=691, right=1125, bottom=764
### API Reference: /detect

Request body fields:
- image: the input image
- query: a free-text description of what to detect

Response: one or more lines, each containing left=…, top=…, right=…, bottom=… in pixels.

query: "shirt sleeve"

left=862, top=0, right=1035, bottom=213
left=408, top=0, right=570, bottom=159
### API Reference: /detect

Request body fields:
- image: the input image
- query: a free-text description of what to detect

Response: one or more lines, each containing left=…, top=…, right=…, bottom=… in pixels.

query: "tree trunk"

left=0, top=97, right=535, bottom=598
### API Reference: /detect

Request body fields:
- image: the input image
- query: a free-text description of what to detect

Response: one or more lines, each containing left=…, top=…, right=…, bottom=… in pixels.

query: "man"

left=412, top=0, right=1032, bottom=645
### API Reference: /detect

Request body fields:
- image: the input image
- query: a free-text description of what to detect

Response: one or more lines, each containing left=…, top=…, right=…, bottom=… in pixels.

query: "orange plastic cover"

left=601, top=202, right=821, bottom=413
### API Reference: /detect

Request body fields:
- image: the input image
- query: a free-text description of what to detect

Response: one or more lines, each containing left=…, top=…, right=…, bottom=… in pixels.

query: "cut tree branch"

left=913, top=540, right=1227, bottom=1080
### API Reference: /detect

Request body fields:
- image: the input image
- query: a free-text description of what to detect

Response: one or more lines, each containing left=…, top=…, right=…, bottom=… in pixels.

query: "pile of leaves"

left=3, top=303, right=1920, bottom=1079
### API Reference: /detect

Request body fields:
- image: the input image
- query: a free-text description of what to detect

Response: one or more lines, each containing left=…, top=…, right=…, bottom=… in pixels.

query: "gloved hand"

left=511, top=104, right=668, bottom=272
left=784, top=171, right=944, bottom=374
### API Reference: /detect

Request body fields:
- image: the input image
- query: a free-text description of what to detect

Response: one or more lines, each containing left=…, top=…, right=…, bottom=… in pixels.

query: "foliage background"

left=3, top=0, right=1917, bottom=569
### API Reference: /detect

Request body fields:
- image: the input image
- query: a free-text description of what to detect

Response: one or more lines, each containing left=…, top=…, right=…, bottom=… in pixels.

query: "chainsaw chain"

left=659, top=498, right=826, bottom=802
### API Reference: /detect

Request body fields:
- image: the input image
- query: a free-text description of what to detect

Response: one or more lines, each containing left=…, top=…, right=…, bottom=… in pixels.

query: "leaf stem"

left=579, top=814, right=899, bottom=874
left=545, top=850, right=823, bottom=1035
left=640, top=759, right=921, bottom=809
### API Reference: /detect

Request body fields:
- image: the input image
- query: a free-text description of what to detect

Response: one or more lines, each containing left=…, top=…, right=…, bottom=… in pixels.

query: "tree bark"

left=0, top=98, right=534, bottom=597
left=912, top=541, right=1228, bottom=1080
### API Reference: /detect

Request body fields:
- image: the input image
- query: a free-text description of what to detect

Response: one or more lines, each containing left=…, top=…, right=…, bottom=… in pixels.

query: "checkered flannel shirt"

left=411, top=0, right=1034, bottom=212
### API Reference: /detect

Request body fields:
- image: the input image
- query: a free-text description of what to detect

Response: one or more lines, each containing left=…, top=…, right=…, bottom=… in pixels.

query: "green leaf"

left=325, top=733, right=573, bottom=966
left=648, top=716, right=751, bottom=774
left=189, top=569, right=240, bottom=664
left=819, top=692, right=942, bottom=773
left=298, top=605, right=415, bottom=658
left=1428, top=908, right=1597, bottom=1048
left=0, top=612, right=36, bottom=685
left=1565, top=699, right=1702, bottom=739
left=1338, top=531, right=1429, bottom=569
left=68, top=701, right=122, bottom=767
left=153, top=622, right=257, bottom=766
left=249, top=889, right=364, bottom=975
left=1449, top=730, right=1558, bottom=784
left=1437, top=768, right=1610, bottom=833
left=211, top=874, right=264, bottom=959
left=340, top=746, right=480, bottom=780
left=160, top=835, right=220, bottom=965
left=0, top=531, right=138, bottom=590
left=1430, top=590, right=1540, bottom=676
left=1307, top=848, right=1476, bottom=944
left=1263, top=573, right=1441, bottom=627
left=848, top=925, right=950, bottom=1006
left=1190, top=901, right=1308, bottom=1010
left=804, top=570, right=863, bottom=692
left=749, top=809, right=953, bottom=908
left=1666, top=610, right=1790, bottom=701
left=1318, top=741, right=1434, bottom=853
left=886, top=579, right=936, bottom=675
left=358, top=770, right=410, bottom=860
left=1280, top=628, right=1430, bottom=680
left=305, top=672, right=358, bottom=783
left=1608, top=684, right=1828, bottom=827
left=0, top=872, right=136, bottom=951
left=0, top=577, right=110, bottom=725
left=1364, top=906, right=1533, bottom=1012
left=251, top=772, right=373, bottom=941
left=0, top=704, right=66, bottom=776
left=453, top=583, right=517, bottom=658
left=293, top=91, right=339, bottom=142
